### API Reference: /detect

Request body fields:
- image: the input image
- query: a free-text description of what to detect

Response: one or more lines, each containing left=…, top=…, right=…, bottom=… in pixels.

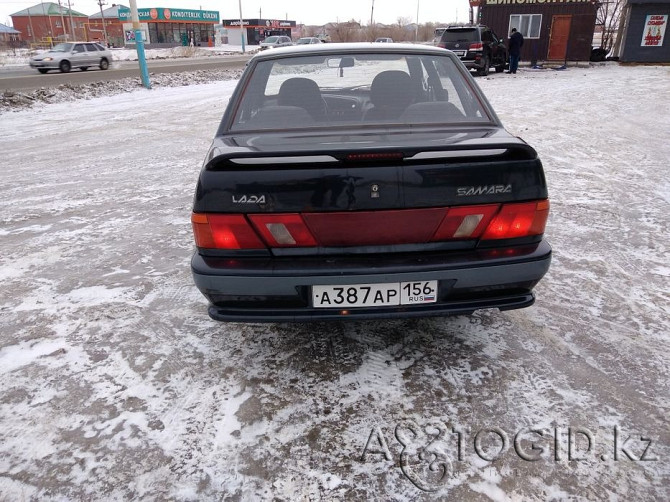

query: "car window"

left=230, top=52, right=491, bottom=131
left=74, top=44, right=86, bottom=53
left=441, top=29, right=479, bottom=43
left=52, top=43, right=73, bottom=52
left=265, top=36, right=278, bottom=43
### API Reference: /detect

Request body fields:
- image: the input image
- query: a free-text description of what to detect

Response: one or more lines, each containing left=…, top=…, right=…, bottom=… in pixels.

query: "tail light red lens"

left=193, top=200, right=549, bottom=250
left=191, top=213, right=265, bottom=249
left=469, top=42, right=483, bottom=50
left=481, top=200, right=549, bottom=240
left=248, top=214, right=318, bottom=247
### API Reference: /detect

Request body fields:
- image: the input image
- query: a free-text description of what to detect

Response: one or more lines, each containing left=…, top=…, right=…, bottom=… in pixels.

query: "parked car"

left=29, top=42, right=112, bottom=74
left=259, top=36, right=293, bottom=50
left=296, top=37, right=323, bottom=45
left=375, top=37, right=394, bottom=43
left=191, top=43, right=551, bottom=322
left=437, top=25, right=507, bottom=76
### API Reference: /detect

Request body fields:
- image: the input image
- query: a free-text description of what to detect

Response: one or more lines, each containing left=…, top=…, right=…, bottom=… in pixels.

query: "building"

left=88, top=4, right=128, bottom=48
left=221, top=19, right=297, bottom=46
left=0, top=23, right=21, bottom=47
left=117, top=6, right=219, bottom=47
left=10, top=2, right=88, bottom=45
left=619, top=0, right=670, bottom=63
left=480, top=0, right=599, bottom=63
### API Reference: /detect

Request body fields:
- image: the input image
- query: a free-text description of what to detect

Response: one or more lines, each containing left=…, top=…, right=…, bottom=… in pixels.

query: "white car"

left=29, top=42, right=112, bottom=73
left=375, top=37, right=394, bottom=43
left=259, top=36, right=293, bottom=50
left=296, top=37, right=323, bottom=45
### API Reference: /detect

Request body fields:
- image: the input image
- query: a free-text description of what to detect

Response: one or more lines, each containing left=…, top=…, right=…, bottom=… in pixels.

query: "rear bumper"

left=191, top=240, right=551, bottom=322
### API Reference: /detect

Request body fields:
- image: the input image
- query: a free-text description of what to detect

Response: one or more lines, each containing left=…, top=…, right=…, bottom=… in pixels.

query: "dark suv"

left=438, top=25, right=507, bottom=76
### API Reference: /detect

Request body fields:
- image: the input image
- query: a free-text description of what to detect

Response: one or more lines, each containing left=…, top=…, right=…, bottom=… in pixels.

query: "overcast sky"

left=2, top=0, right=471, bottom=30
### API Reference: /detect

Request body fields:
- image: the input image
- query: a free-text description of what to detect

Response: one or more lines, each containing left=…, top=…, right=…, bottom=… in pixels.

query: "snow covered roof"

left=89, top=4, right=128, bottom=20
left=0, top=23, right=21, bottom=34
left=10, top=2, right=87, bottom=18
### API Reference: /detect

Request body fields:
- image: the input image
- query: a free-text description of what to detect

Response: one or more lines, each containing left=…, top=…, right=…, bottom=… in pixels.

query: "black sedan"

left=191, top=43, right=551, bottom=322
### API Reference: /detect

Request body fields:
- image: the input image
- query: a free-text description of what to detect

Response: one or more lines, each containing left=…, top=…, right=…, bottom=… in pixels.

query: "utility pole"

left=129, top=0, right=151, bottom=88
left=57, top=0, right=68, bottom=40
left=98, top=0, right=109, bottom=45
left=370, top=0, right=375, bottom=26
left=66, top=0, right=75, bottom=40
left=27, top=7, right=36, bottom=44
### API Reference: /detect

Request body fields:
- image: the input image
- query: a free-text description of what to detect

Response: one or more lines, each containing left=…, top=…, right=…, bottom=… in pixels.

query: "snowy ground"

left=1, top=64, right=669, bottom=500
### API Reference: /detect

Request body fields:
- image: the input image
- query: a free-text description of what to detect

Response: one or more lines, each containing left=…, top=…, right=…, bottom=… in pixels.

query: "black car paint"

left=190, top=44, right=551, bottom=321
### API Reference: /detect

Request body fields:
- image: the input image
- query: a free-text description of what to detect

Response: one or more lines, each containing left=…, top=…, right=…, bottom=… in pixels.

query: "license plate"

left=312, top=281, right=438, bottom=308
left=453, top=51, right=466, bottom=57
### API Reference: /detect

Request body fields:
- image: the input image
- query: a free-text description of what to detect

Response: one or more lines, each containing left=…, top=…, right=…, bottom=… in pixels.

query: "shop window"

left=509, top=14, right=542, bottom=39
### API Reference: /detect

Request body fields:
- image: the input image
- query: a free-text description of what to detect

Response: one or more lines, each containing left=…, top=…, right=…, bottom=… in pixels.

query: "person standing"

left=507, top=28, right=524, bottom=74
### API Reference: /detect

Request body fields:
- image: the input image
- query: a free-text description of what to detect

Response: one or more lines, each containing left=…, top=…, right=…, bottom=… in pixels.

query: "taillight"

left=192, top=200, right=549, bottom=250
left=437, top=42, right=446, bottom=49
left=248, top=214, right=317, bottom=247
left=481, top=200, right=549, bottom=240
left=431, top=205, right=499, bottom=241
left=191, top=213, right=265, bottom=249
left=469, top=42, right=483, bottom=50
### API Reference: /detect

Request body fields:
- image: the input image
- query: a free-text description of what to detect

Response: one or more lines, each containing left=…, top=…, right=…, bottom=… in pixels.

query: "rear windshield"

left=441, top=29, right=479, bottom=43
left=228, top=51, right=491, bottom=131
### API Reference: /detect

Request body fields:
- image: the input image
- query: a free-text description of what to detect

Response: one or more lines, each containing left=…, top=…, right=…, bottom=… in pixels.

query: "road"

left=0, top=55, right=251, bottom=91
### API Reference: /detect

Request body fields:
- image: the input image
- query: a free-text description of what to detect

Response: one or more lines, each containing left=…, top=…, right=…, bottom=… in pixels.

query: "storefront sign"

left=118, top=7, right=219, bottom=23
left=485, top=0, right=591, bottom=4
left=641, top=15, right=668, bottom=47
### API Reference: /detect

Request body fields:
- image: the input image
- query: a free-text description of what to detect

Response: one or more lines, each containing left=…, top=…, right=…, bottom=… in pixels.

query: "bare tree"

left=389, top=17, right=412, bottom=42
left=597, top=0, right=626, bottom=51
left=363, top=23, right=384, bottom=42
left=330, top=20, right=361, bottom=43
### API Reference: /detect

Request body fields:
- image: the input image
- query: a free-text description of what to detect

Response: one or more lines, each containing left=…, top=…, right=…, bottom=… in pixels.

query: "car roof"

left=251, top=42, right=449, bottom=61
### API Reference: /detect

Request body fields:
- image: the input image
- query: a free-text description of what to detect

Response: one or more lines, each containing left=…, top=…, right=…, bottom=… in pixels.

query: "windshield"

left=264, top=36, right=279, bottom=43
left=296, top=38, right=312, bottom=44
left=441, top=29, right=478, bottom=43
left=229, top=51, right=491, bottom=132
left=51, top=43, right=73, bottom=52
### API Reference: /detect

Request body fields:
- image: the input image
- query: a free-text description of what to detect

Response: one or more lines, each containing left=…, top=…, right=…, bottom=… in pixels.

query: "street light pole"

left=129, top=0, right=151, bottom=88
left=415, top=0, right=419, bottom=42
left=238, top=0, right=245, bottom=53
